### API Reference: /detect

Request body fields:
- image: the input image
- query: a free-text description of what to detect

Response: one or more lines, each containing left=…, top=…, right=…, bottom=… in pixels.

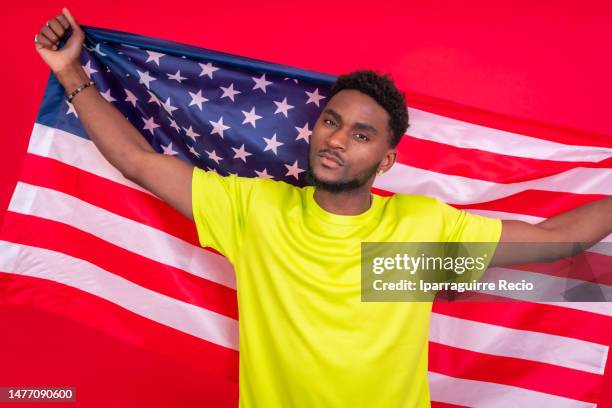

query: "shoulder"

left=193, top=167, right=295, bottom=195
left=384, top=192, right=445, bottom=215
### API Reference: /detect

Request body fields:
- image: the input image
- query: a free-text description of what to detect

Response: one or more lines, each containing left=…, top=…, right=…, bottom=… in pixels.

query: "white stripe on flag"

left=430, top=313, right=609, bottom=375
left=468, top=209, right=612, bottom=248
left=8, top=181, right=236, bottom=290
left=375, top=163, right=612, bottom=204
left=28, top=123, right=151, bottom=195
left=428, top=371, right=597, bottom=408
left=407, top=107, right=612, bottom=162
left=0, top=240, right=239, bottom=350
left=480, top=268, right=612, bottom=316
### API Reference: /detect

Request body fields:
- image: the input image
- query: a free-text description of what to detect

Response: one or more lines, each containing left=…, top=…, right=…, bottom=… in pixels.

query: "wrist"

left=56, top=63, right=90, bottom=92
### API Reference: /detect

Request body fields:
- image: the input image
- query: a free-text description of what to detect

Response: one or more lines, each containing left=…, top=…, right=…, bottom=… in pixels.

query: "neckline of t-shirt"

left=304, top=187, right=381, bottom=225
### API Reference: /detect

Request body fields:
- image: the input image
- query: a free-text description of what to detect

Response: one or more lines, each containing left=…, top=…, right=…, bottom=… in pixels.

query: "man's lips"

left=318, top=151, right=343, bottom=168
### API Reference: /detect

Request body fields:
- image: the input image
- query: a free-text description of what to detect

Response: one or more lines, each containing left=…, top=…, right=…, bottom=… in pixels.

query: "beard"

left=306, top=159, right=380, bottom=193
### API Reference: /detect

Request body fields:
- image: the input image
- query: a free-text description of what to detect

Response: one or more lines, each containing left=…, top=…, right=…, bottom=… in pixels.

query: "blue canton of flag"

left=37, top=26, right=336, bottom=186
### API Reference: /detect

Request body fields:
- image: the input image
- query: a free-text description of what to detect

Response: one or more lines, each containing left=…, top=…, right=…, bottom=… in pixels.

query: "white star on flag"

left=252, top=73, right=273, bottom=93
left=65, top=100, right=78, bottom=117
left=124, top=89, right=138, bottom=107
left=199, top=62, right=220, bottom=79
left=167, top=70, right=187, bottom=83
left=305, top=88, right=326, bottom=107
left=263, top=133, right=284, bottom=155
left=168, top=117, right=181, bottom=132
left=232, top=144, right=252, bottom=163
left=241, top=107, right=263, bottom=128
left=161, top=142, right=178, bottom=155
left=188, top=90, right=208, bottom=110
left=142, top=116, right=160, bottom=134
left=188, top=146, right=202, bottom=158
left=82, top=60, right=98, bottom=78
left=147, top=91, right=161, bottom=106
left=206, top=149, right=223, bottom=164
left=220, top=83, right=241, bottom=102
left=273, top=97, right=294, bottom=117
left=162, top=97, right=179, bottom=114
left=209, top=117, right=231, bottom=138
left=295, top=123, right=312, bottom=143
left=145, top=51, right=165, bottom=65
left=254, top=168, right=274, bottom=179
left=137, top=70, right=156, bottom=89
left=92, top=43, right=107, bottom=56
left=284, top=160, right=305, bottom=180
left=100, top=89, right=117, bottom=103
left=182, top=126, right=201, bottom=142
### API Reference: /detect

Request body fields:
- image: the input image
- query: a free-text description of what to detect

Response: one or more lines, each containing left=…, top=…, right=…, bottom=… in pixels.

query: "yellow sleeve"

left=436, top=199, right=502, bottom=281
left=191, top=166, right=258, bottom=262
left=436, top=199, right=502, bottom=243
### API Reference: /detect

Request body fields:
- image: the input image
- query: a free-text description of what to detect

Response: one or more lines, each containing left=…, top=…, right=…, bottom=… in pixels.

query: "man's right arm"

left=34, top=8, right=195, bottom=220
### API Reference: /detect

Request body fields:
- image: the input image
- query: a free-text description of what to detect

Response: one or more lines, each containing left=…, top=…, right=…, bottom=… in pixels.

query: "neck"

left=313, top=185, right=373, bottom=216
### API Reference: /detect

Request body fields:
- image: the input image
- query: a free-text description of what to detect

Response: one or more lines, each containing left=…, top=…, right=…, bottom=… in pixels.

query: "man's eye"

left=354, top=133, right=369, bottom=141
left=324, top=119, right=336, bottom=126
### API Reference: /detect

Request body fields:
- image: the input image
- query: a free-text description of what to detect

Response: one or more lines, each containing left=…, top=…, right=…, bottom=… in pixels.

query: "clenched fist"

left=34, top=8, right=85, bottom=77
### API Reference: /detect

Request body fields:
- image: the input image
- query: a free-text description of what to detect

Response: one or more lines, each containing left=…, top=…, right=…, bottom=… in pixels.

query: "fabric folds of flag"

left=1, top=26, right=611, bottom=407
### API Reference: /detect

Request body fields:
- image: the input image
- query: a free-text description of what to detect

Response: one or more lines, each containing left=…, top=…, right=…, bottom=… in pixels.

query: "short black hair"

left=328, top=70, right=409, bottom=148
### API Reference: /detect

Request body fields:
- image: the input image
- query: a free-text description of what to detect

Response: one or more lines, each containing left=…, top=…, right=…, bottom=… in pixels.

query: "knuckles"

left=36, top=13, right=77, bottom=49
left=39, top=18, right=67, bottom=42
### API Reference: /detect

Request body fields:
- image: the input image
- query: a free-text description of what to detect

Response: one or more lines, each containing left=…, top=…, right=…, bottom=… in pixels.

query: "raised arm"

left=34, top=9, right=195, bottom=220
left=490, top=196, right=612, bottom=267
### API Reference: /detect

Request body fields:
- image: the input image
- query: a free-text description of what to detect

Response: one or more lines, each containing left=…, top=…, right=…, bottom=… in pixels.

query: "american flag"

left=1, top=26, right=610, bottom=407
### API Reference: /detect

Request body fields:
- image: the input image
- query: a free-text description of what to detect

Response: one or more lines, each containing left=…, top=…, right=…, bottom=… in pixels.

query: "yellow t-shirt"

left=192, top=167, right=502, bottom=408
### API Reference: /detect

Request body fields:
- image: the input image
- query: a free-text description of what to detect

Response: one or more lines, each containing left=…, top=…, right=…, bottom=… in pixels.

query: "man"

left=34, top=9, right=612, bottom=407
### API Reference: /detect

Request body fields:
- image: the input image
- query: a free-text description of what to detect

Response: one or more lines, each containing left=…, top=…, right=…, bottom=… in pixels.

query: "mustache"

left=317, top=149, right=344, bottom=166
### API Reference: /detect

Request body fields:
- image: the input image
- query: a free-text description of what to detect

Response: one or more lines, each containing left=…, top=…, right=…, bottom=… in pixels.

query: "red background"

left=2, top=1, right=611, bottom=406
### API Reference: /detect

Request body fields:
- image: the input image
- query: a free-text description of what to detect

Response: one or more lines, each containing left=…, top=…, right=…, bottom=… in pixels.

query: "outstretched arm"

left=34, top=9, right=195, bottom=220
left=490, top=196, right=612, bottom=267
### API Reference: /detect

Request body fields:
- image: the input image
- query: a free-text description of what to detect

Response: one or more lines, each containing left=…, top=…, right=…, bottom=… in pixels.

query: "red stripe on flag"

left=20, top=153, right=200, bottom=247
left=0, top=211, right=238, bottom=319
left=372, top=187, right=608, bottom=220
left=396, top=136, right=612, bottom=183
left=432, top=302, right=612, bottom=345
left=407, top=94, right=612, bottom=149
left=430, top=401, right=469, bottom=408
left=509, top=253, right=612, bottom=286
left=455, top=190, right=608, bottom=218
left=428, top=342, right=603, bottom=403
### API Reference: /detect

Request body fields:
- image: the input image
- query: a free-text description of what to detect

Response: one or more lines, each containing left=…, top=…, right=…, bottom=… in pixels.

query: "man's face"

left=307, top=89, right=396, bottom=192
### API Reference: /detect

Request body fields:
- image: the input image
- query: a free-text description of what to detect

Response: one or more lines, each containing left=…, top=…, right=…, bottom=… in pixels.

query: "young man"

left=35, top=9, right=612, bottom=407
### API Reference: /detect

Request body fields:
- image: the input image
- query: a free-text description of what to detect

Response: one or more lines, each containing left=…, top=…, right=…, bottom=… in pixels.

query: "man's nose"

left=326, top=128, right=349, bottom=150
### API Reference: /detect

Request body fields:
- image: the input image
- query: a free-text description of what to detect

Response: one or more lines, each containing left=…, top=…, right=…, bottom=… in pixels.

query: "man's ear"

left=379, top=149, right=397, bottom=173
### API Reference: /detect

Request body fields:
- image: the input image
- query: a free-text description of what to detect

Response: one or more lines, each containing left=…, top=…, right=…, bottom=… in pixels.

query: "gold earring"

left=377, top=170, right=383, bottom=176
